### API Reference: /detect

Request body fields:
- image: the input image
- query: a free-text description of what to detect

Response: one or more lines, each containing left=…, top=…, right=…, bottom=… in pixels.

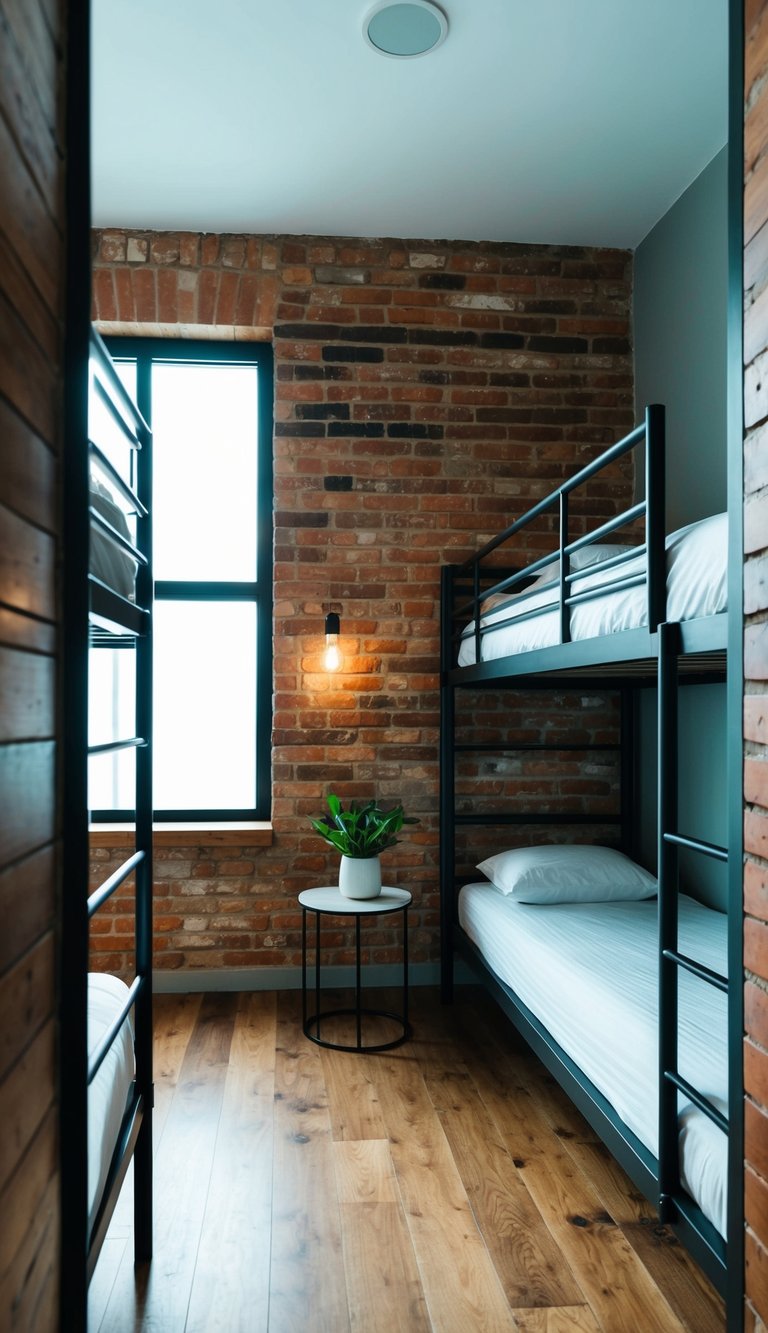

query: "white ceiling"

left=92, top=0, right=728, bottom=250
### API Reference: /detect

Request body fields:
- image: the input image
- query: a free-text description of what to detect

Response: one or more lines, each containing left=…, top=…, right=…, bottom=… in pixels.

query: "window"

left=89, top=339, right=273, bottom=821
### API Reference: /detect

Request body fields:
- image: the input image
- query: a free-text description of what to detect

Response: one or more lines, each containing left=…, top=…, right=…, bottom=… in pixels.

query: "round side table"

left=299, top=886, right=412, bottom=1052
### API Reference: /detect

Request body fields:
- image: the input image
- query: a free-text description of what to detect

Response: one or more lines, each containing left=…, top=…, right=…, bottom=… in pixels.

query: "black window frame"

left=92, top=336, right=273, bottom=822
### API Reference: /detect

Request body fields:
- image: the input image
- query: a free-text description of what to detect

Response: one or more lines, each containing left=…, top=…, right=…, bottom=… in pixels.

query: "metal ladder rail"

left=657, top=622, right=729, bottom=1227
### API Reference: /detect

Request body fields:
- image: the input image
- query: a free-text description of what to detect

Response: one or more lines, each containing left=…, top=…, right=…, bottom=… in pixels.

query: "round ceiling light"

left=363, top=1, right=448, bottom=59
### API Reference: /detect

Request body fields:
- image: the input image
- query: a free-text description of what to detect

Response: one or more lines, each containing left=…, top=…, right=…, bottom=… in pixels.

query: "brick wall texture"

left=89, top=229, right=635, bottom=975
left=745, top=2, right=768, bottom=1323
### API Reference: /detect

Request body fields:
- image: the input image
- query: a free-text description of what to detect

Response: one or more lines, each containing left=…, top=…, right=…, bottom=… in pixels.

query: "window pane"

left=88, top=646, right=137, bottom=811
left=154, top=601, right=257, bottom=810
left=89, top=748, right=136, bottom=813
left=152, top=363, right=259, bottom=581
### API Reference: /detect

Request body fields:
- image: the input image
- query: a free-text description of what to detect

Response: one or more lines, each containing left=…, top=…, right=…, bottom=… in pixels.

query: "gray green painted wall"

left=632, top=147, right=728, bottom=912
left=634, top=145, right=728, bottom=532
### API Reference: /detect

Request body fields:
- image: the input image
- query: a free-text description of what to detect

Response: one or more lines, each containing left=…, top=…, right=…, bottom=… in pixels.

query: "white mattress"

left=89, top=481, right=138, bottom=600
left=457, top=511, right=728, bottom=665
left=87, top=973, right=135, bottom=1231
left=458, top=884, right=728, bottom=1236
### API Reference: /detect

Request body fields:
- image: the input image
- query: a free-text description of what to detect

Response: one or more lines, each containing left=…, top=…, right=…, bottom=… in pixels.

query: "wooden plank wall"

left=0, top=0, right=65, bottom=1326
left=745, top=3, right=768, bottom=1329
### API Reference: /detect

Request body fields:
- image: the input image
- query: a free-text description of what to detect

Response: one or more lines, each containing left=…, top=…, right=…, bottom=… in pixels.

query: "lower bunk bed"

left=458, top=877, right=727, bottom=1244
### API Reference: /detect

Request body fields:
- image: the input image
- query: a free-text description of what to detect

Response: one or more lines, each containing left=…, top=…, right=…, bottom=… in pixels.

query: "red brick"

left=747, top=694, right=768, bottom=744
left=747, top=1226, right=768, bottom=1326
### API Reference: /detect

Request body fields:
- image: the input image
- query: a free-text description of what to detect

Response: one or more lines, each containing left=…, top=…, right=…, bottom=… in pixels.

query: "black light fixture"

left=324, top=612, right=341, bottom=671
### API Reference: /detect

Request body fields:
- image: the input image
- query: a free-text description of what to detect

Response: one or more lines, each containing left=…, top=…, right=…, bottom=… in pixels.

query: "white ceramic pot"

left=339, top=854, right=382, bottom=900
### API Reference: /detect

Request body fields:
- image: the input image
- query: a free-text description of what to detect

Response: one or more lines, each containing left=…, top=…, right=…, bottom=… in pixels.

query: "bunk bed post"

left=558, top=490, right=570, bottom=644
left=60, top=0, right=92, bottom=1324
left=644, top=404, right=666, bottom=631
left=657, top=621, right=681, bottom=1224
left=133, top=397, right=154, bottom=1262
left=440, top=565, right=457, bottom=1002
left=725, top=0, right=745, bottom=1323
left=619, top=688, right=638, bottom=863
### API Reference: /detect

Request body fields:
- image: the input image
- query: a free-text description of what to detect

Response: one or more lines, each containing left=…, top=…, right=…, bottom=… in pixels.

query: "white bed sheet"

left=458, top=884, right=728, bottom=1236
left=457, top=511, right=728, bottom=666
left=87, top=973, right=135, bottom=1231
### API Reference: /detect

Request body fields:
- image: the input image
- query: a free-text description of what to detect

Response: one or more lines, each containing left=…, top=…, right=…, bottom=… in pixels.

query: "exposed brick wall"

left=0, top=0, right=65, bottom=1323
left=90, top=228, right=634, bottom=975
left=746, top=3, right=768, bottom=1324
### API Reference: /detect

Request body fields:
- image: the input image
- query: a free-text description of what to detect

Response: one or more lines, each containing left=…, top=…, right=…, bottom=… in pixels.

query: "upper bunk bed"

left=441, top=405, right=728, bottom=688
left=61, top=328, right=154, bottom=1321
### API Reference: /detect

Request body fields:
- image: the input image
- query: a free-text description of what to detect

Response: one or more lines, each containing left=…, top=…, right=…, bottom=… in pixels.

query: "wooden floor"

left=89, top=988, right=725, bottom=1332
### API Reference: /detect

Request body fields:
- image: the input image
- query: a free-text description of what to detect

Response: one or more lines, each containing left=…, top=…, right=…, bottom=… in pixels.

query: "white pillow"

left=475, top=844, right=658, bottom=904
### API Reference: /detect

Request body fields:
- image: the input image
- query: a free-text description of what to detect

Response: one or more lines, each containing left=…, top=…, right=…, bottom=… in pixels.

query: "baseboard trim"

left=152, top=960, right=476, bottom=993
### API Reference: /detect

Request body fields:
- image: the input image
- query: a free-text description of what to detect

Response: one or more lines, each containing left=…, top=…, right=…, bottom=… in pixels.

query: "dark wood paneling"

left=0, top=396, right=56, bottom=532
left=0, top=504, right=55, bottom=621
left=0, top=287, right=58, bottom=441
left=0, top=1106, right=57, bottom=1278
left=0, top=646, right=54, bottom=741
left=0, top=1018, right=54, bottom=1195
left=0, top=604, right=55, bottom=655
left=0, top=845, right=54, bottom=976
left=0, top=231, right=59, bottom=364
left=0, top=0, right=58, bottom=136
left=0, top=932, right=54, bottom=1083
left=0, top=106, right=59, bottom=314
left=0, top=11, right=60, bottom=214
left=0, top=742, right=55, bottom=866
left=0, top=1168, right=58, bottom=1328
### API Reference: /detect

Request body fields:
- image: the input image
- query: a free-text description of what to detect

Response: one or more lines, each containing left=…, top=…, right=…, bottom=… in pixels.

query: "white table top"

left=298, top=886, right=412, bottom=914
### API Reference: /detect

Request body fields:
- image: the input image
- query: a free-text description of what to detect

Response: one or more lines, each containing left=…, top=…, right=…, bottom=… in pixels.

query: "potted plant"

left=310, top=793, right=417, bottom=899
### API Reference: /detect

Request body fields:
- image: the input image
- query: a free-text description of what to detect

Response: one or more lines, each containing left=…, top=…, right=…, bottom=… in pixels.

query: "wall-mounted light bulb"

left=324, top=612, right=341, bottom=671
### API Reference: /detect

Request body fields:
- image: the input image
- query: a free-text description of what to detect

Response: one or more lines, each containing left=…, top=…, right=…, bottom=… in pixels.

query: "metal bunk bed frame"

left=439, top=404, right=742, bottom=1320
left=61, top=327, right=154, bottom=1325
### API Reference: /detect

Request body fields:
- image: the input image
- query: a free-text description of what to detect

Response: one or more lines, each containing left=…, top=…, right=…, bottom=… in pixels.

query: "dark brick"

left=352, top=325, right=409, bottom=344
left=328, top=422, right=385, bottom=437
left=322, top=346, right=385, bottom=363
left=418, top=273, right=466, bottom=290
left=274, top=511, right=329, bottom=528
left=387, top=423, right=444, bottom=439
left=408, top=329, right=478, bottom=347
left=294, top=364, right=349, bottom=380
left=324, top=476, right=354, bottom=490
left=476, top=408, right=533, bottom=424
left=489, top=373, right=530, bottom=387
left=592, top=337, right=631, bottom=355
left=528, top=336, right=589, bottom=353
left=275, top=322, right=343, bottom=340
left=274, top=422, right=326, bottom=437
left=296, top=403, right=350, bottom=420
left=478, top=332, right=526, bottom=349
left=419, top=370, right=450, bottom=384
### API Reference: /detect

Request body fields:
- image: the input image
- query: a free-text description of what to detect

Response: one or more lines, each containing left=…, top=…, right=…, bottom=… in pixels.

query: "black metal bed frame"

left=60, top=326, right=154, bottom=1325
left=439, top=407, right=743, bottom=1323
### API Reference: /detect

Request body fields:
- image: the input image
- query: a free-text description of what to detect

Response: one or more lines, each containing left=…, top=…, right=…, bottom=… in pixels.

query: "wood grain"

left=0, top=1017, right=54, bottom=1195
left=0, top=395, right=57, bottom=534
left=0, top=932, right=54, bottom=1082
left=0, top=646, right=54, bottom=741
left=185, top=993, right=277, bottom=1333
left=0, top=504, right=55, bottom=621
left=0, top=844, right=54, bottom=974
left=0, top=740, right=55, bottom=865
left=90, top=986, right=725, bottom=1332
left=269, top=992, right=350, bottom=1333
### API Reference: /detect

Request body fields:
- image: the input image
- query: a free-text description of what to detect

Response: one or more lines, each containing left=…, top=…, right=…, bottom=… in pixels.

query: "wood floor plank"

left=320, top=1042, right=388, bottom=1141
left=513, top=1306, right=603, bottom=1332
left=621, top=1220, right=726, bottom=1333
left=338, top=1201, right=432, bottom=1333
left=333, top=1139, right=398, bottom=1203
left=268, top=992, right=350, bottom=1333
left=185, top=993, right=276, bottom=1333
left=409, top=1002, right=583, bottom=1311
left=517, top=1148, right=689, bottom=1333
left=371, top=1051, right=519, bottom=1332
left=98, top=994, right=238, bottom=1333
left=93, top=987, right=726, bottom=1333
